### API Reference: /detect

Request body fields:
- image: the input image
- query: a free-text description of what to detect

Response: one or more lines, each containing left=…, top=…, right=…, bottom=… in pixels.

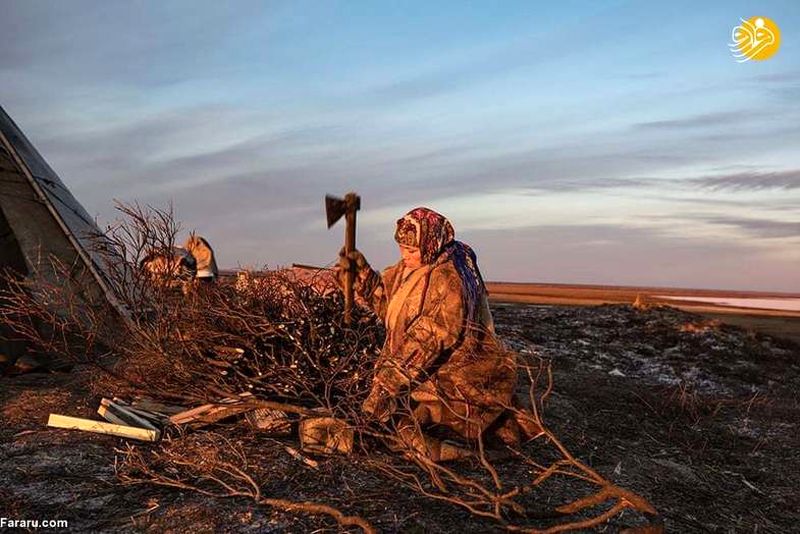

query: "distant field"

left=486, top=281, right=800, bottom=343
left=485, top=281, right=800, bottom=313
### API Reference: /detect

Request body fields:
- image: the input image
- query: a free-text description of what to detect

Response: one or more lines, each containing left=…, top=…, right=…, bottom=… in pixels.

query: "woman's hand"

left=334, top=247, right=370, bottom=288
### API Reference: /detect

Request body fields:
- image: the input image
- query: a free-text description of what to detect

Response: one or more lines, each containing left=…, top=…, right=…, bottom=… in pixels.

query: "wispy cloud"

left=468, top=224, right=799, bottom=292
left=748, top=70, right=800, bottom=102
left=752, top=71, right=800, bottom=84
left=693, top=170, right=800, bottom=191
left=696, top=216, right=800, bottom=239
left=0, top=1, right=259, bottom=87
left=634, top=112, right=745, bottom=130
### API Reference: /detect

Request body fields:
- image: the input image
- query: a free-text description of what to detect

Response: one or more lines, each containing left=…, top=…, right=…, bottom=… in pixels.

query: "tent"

left=0, top=105, right=128, bottom=365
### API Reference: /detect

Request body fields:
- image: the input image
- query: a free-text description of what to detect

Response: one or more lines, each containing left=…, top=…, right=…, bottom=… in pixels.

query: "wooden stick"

left=170, top=398, right=324, bottom=426
left=119, top=404, right=170, bottom=425
left=47, top=414, right=159, bottom=441
left=343, top=192, right=358, bottom=325
left=169, top=403, right=253, bottom=426
left=100, top=399, right=159, bottom=430
left=131, top=398, right=187, bottom=416
left=169, top=404, right=215, bottom=424
left=97, top=404, right=129, bottom=427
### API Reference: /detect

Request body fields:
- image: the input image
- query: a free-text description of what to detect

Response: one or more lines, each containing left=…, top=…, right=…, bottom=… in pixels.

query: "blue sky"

left=1, top=0, right=799, bottom=291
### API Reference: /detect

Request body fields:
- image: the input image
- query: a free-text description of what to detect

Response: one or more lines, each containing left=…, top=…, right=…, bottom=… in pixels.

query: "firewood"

left=96, top=404, right=128, bottom=427
left=169, top=403, right=254, bottom=426
left=119, top=404, right=170, bottom=425
left=130, top=398, right=187, bottom=416
left=47, top=414, right=160, bottom=441
left=99, top=399, right=159, bottom=430
left=245, top=408, right=292, bottom=435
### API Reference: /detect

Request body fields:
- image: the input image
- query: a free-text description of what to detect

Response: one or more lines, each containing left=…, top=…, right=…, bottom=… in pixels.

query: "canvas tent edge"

left=0, top=105, right=132, bottom=325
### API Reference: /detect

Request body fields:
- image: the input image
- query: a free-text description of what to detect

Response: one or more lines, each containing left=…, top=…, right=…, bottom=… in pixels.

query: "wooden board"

left=130, top=398, right=187, bottom=416
left=122, top=405, right=170, bottom=425
left=246, top=408, right=292, bottom=435
left=100, top=399, right=159, bottom=430
left=97, top=404, right=129, bottom=427
left=47, top=414, right=159, bottom=441
left=169, top=403, right=253, bottom=426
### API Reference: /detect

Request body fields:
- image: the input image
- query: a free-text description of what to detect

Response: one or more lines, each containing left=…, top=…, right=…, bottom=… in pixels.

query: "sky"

left=1, top=0, right=799, bottom=292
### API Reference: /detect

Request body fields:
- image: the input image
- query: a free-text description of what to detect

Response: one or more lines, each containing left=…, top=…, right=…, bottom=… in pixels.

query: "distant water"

left=657, top=296, right=800, bottom=312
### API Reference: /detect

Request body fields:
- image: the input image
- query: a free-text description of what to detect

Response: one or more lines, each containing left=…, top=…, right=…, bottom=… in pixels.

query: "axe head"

left=325, top=195, right=347, bottom=228
left=325, top=193, right=360, bottom=228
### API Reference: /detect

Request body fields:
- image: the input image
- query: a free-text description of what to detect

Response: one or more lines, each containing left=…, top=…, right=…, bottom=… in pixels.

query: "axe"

left=325, top=192, right=361, bottom=325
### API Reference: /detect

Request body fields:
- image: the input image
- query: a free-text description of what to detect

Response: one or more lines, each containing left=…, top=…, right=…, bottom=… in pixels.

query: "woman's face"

left=399, top=244, right=422, bottom=269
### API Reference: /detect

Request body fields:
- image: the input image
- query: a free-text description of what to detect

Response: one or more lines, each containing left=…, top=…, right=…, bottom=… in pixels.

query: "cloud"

left=748, top=70, right=800, bottom=102
left=466, top=224, right=799, bottom=292
left=752, top=71, right=800, bottom=84
left=692, top=170, right=800, bottom=191
left=0, top=1, right=259, bottom=87
left=633, top=112, right=744, bottom=130
left=362, top=36, right=577, bottom=104
left=697, top=216, right=800, bottom=239
left=359, top=3, right=637, bottom=105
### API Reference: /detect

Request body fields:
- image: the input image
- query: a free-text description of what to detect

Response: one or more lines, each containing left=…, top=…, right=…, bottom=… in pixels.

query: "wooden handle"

left=344, top=194, right=358, bottom=325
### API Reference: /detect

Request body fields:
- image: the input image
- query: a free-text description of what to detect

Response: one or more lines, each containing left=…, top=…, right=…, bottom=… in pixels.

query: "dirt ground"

left=1, top=303, right=799, bottom=533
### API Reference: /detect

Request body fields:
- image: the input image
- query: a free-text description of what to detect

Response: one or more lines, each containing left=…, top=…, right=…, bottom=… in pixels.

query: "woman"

left=184, top=233, right=219, bottom=283
left=338, top=207, right=536, bottom=461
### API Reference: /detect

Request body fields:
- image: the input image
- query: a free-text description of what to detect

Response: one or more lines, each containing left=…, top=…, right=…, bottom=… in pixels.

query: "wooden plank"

left=169, top=403, right=253, bottom=426
left=169, top=404, right=214, bottom=424
left=122, top=405, right=170, bottom=425
left=97, top=404, right=129, bottom=427
left=47, top=414, right=159, bottom=441
left=112, top=397, right=170, bottom=424
left=246, top=408, right=292, bottom=435
left=130, top=398, right=187, bottom=416
left=100, top=399, right=158, bottom=430
left=112, top=401, right=160, bottom=430
left=195, top=404, right=253, bottom=425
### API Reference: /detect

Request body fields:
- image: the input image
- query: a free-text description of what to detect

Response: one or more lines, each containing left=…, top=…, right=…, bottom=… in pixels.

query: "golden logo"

left=729, top=17, right=781, bottom=62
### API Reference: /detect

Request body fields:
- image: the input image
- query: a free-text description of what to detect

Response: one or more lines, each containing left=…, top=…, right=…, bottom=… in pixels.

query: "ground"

left=1, top=303, right=798, bottom=533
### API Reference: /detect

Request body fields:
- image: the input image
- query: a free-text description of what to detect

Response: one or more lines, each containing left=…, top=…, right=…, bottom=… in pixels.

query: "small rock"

left=609, top=368, right=626, bottom=377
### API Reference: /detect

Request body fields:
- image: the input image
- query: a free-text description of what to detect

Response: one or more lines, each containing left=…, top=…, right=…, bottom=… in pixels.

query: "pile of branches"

left=0, top=203, right=660, bottom=532
left=117, top=269, right=383, bottom=411
left=0, top=203, right=381, bottom=407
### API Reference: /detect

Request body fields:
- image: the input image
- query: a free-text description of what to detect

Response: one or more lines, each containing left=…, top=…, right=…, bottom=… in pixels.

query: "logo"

left=729, top=17, right=781, bottom=62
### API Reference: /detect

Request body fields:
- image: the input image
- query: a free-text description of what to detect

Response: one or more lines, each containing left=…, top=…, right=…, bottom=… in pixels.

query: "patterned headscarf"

left=394, top=207, right=454, bottom=264
left=394, top=207, right=486, bottom=322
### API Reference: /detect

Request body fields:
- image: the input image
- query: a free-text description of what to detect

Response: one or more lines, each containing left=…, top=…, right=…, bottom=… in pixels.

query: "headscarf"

left=394, top=207, right=486, bottom=322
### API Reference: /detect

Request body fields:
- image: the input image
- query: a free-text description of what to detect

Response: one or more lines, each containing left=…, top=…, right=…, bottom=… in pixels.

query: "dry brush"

left=0, top=203, right=659, bottom=532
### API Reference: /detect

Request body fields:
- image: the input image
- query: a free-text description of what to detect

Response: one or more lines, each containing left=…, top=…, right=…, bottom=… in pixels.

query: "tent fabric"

left=0, top=105, right=128, bottom=321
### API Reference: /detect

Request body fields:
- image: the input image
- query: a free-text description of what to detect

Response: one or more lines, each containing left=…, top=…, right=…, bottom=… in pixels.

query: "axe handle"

left=344, top=204, right=357, bottom=325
